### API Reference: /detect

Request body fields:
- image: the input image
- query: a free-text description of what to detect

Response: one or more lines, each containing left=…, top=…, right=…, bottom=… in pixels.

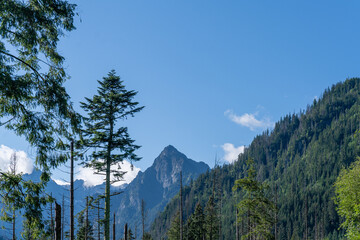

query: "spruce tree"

left=188, top=203, right=205, bottom=240
left=233, top=159, right=275, bottom=240
left=167, top=211, right=181, bottom=240
left=81, top=70, right=144, bottom=240
left=143, top=233, right=153, bottom=240
left=76, top=211, right=94, bottom=240
left=205, top=196, right=219, bottom=240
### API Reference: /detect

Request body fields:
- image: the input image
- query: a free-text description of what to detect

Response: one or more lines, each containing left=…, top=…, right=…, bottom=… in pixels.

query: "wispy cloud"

left=221, top=143, right=245, bottom=163
left=76, top=160, right=141, bottom=187
left=225, top=110, right=274, bottom=131
left=0, top=145, right=33, bottom=174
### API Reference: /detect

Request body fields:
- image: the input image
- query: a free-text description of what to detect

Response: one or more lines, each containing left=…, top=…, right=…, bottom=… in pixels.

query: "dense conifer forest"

left=150, top=78, right=360, bottom=239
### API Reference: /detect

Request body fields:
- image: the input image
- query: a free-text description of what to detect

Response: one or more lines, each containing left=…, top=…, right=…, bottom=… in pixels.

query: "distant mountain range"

left=0, top=145, right=209, bottom=239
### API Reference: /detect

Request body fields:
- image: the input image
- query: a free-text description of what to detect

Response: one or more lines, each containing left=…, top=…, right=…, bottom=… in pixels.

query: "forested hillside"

left=150, top=78, right=360, bottom=239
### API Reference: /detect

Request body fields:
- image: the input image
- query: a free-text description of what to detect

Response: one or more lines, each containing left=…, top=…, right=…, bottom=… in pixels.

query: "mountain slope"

left=112, top=145, right=209, bottom=237
left=150, top=78, right=360, bottom=239
left=0, top=145, right=208, bottom=239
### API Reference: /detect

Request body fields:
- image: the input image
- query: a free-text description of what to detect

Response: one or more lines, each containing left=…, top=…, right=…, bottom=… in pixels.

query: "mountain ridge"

left=113, top=145, right=209, bottom=237
left=150, top=78, right=360, bottom=239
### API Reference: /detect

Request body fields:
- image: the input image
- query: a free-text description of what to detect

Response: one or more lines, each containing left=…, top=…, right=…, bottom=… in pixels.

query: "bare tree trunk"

left=70, top=140, right=74, bottom=240
left=55, top=202, right=61, bottom=240
left=180, top=171, right=183, bottom=240
left=10, top=153, right=17, bottom=240
left=218, top=196, right=222, bottom=240
left=51, top=195, right=54, bottom=240
left=274, top=184, right=278, bottom=240
left=124, top=223, right=128, bottom=240
left=12, top=208, right=15, bottom=240
left=86, top=196, right=89, bottom=240
left=141, top=199, right=145, bottom=240
left=98, top=200, right=101, bottom=240
left=62, top=195, right=64, bottom=240
left=113, top=213, right=115, bottom=240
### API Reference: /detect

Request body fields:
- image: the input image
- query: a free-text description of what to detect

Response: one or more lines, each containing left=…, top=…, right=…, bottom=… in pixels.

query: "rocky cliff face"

left=113, top=145, right=209, bottom=236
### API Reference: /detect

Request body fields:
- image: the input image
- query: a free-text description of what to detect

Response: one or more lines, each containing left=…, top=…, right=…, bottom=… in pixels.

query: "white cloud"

left=76, top=160, right=141, bottom=187
left=0, top=145, right=33, bottom=174
left=225, top=110, right=274, bottom=131
left=53, top=179, right=70, bottom=186
left=221, top=143, right=245, bottom=163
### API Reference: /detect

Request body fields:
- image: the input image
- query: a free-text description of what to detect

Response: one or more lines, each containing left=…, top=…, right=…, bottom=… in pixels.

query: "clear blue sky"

left=1, top=1, right=360, bottom=182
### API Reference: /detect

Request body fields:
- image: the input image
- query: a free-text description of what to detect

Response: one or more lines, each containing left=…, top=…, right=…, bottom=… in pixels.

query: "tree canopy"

left=334, top=157, right=360, bottom=239
left=0, top=0, right=78, bottom=174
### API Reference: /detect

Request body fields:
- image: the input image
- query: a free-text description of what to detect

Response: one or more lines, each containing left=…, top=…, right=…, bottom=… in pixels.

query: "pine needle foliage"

left=233, top=159, right=275, bottom=240
left=81, top=70, right=144, bottom=240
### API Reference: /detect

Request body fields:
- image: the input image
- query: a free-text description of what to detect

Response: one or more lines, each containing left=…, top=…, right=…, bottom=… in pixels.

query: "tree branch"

left=0, top=50, right=45, bottom=82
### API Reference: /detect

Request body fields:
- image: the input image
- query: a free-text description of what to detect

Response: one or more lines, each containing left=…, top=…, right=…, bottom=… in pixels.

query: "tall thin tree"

left=9, top=153, right=17, bottom=240
left=81, top=70, right=144, bottom=240
left=70, top=140, right=75, bottom=240
left=180, top=171, right=183, bottom=240
left=141, top=199, right=146, bottom=240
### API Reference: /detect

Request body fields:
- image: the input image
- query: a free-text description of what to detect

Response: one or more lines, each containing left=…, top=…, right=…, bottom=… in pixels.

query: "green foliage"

left=233, top=159, right=275, bottom=240
left=76, top=210, right=94, bottom=240
left=187, top=203, right=205, bottom=240
left=167, top=211, right=180, bottom=240
left=204, top=196, right=219, bottom=240
left=81, top=70, right=143, bottom=240
left=334, top=157, right=360, bottom=239
left=151, top=78, right=360, bottom=239
left=0, top=0, right=79, bottom=173
left=0, top=171, right=50, bottom=239
left=143, top=232, right=154, bottom=240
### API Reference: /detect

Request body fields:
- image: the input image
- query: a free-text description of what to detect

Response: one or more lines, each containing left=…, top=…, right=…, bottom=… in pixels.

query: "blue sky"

left=1, top=1, right=360, bottom=185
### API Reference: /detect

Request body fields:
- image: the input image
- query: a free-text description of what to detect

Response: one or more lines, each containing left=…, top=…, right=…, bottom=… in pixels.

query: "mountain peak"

left=155, top=145, right=186, bottom=166
left=161, top=145, right=179, bottom=154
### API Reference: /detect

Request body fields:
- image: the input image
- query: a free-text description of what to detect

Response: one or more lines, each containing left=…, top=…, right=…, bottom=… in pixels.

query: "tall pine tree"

left=81, top=70, right=143, bottom=240
left=233, top=159, right=275, bottom=240
left=188, top=203, right=205, bottom=240
left=205, top=196, right=219, bottom=240
left=167, top=211, right=181, bottom=240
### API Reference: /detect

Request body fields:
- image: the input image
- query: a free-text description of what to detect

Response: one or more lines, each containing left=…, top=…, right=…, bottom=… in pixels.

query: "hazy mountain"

left=0, top=145, right=209, bottom=239
left=112, top=145, right=209, bottom=237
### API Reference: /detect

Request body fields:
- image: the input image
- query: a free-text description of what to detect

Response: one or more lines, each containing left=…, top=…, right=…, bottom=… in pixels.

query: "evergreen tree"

left=334, top=157, right=360, bottom=239
left=0, top=2, right=79, bottom=237
left=143, top=233, right=153, bottom=240
left=0, top=160, right=50, bottom=239
left=205, top=196, right=219, bottom=240
left=233, top=159, right=275, bottom=240
left=76, top=211, right=94, bottom=240
left=81, top=70, right=144, bottom=240
left=128, top=228, right=135, bottom=240
left=0, top=0, right=78, bottom=174
left=188, top=203, right=205, bottom=240
left=167, top=211, right=181, bottom=240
